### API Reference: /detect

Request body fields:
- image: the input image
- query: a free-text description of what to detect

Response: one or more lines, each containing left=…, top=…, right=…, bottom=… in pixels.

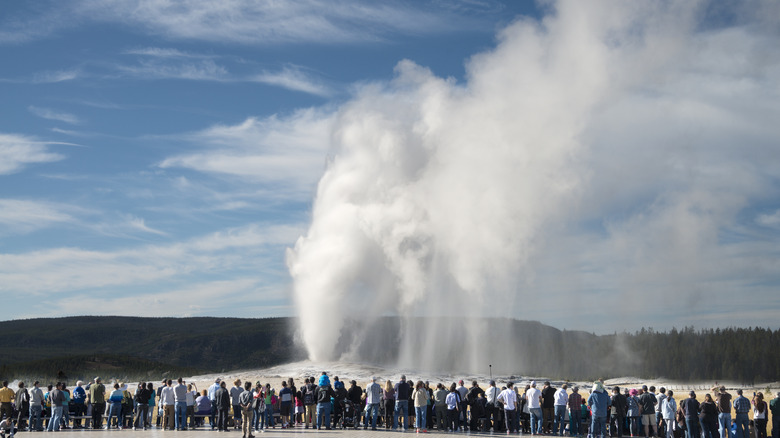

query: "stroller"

left=341, top=400, right=360, bottom=430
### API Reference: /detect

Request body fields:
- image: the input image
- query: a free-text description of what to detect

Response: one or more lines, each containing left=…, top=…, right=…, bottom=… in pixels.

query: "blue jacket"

left=318, top=375, right=330, bottom=387
left=587, top=390, right=611, bottom=417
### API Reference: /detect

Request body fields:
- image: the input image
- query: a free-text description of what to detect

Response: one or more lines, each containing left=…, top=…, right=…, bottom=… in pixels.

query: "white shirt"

left=498, top=388, right=517, bottom=410
left=526, top=387, right=542, bottom=409
left=554, top=388, right=568, bottom=406
left=486, top=386, right=499, bottom=404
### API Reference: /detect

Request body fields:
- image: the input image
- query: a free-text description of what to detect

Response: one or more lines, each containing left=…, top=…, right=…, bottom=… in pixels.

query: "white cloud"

left=0, top=133, right=65, bottom=174
left=0, top=199, right=76, bottom=234
left=159, top=108, right=333, bottom=199
left=28, top=106, right=81, bottom=124
left=122, top=47, right=213, bottom=58
left=757, top=210, right=780, bottom=227
left=251, top=66, right=333, bottom=97
left=32, top=69, right=80, bottom=83
left=115, top=59, right=228, bottom=81
left=0, top=223, right=303, bottom=296
left=1, top=1, right=461, bottom=46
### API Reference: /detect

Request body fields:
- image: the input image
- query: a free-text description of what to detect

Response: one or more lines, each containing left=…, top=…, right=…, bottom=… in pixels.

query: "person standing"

left=639, top=385, right=657, bottom=438
left=527, top=381, right=544, bottom=435
left=239, top=382, right=255, bottom=438
left=656, top=388, right=667, bottom=438
left=682, top=392, right=700, bottom=438
left=394, top=376, right=411, bottom=431
left=661, top=391, right=676, bottom=438
left=445, top=384, right=461, bottom=432
left=231, top=380, right=243, bottom=431
left=699, top=394, right=720, bottom=438
left=568, top=387, right=583, bottom=437
left=433, top=384, right=448, bottom=431
left=554, top=384, right=569, bottom=436
left=383, top=380, right=395, bottom=430
left=542, top=382, right=557, bottom=435
left=14, top=383, right=29, bottom=432
left=71, top=381, right=86, bottom=429
left=159, top=379, right=175, bottom=430
left=133, top=382, right=151, bottom=430
left=498, top=382, right=518, bottom=434
left=610, top=386, right=627, bottom=438
left=588, top=382, right=612, bottom=438
left=364, top=377, right=382, bottom=431
left=0, top=382, right=14, bottom=423
left=89, top=377, right=106, bottom=430
left=768, top=392, right=780, bottom=438
left=29, top=382, right=44, bottom=432
left=208, top=378, right=222, bottom=431
left=412, top=381, right=430, bottom=433
left=752, top=392, right=768, bottom=438
left=47, top=383, right=65, bottom=432
left=711, top=386, right=732, bottom=438
left=485, top=381, right=500, bottom=432
left=732, top=390, right=751, bottom=438
left=173, top=378, right=188, bottom=431
left=302, top=378, right=317, bottom=430
left=316, top=375, right=335, bottom=430
left=215, top=381, right=231, bottom=432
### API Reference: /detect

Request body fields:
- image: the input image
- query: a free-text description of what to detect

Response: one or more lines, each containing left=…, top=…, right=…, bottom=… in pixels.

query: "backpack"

left=303, top=385, right=315, bottom=405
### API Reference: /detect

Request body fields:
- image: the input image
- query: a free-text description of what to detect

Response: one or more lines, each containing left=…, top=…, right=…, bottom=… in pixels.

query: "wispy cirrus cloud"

left=32, top=69, right=80, bottom=83
left=251, top=65, right=334, bottom=97
left=122, top=47, right=214, bottom=58
left=0, top=223, right=303, bottom=296
left=0, top=199, right=76, bottom=234
left=115, top=59, right=228, bottom=81
left=28, top=105, right=81, bottom=124
left=0, top=133, right=65, bottom=175
left=159, top=108, right=332, bottom=199
left=1, top=1, right=466, bottom=46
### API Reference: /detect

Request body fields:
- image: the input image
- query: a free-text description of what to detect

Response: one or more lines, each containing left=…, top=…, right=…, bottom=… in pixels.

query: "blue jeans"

left=394, top=399, right=409, bottom=430
left=48, top=406, right=63, bottom=431
left=107, top=402, right=123, bottom=428
left=687, top=417, right=701, bottom=438
left=317, top=402, right=331, bottom=429
left=719, top=413, right=732, bottom=438
left=265, top=405, right=274, bottom=428
left=365, top=403, right=379, bottom=429
left=29, top=405, right=43, bottom=431
left=254, top=407, right=262, bottom=429
left=175, top=401, right=187, bottom=430
left=555, top=405, right=567, bottom=435
left=416, top=406, right=426, bottom=430
left=591, top=415, right=608, bottom=438
left=734, top=413, right=749, bottom=438
left=570, top=408, right=582, bottom=436
left=531, top=408, right=544, bottom=434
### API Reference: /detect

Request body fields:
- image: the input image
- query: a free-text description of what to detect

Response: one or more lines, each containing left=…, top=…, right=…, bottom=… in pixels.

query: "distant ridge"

left=0, top=317, right=777, bottom=383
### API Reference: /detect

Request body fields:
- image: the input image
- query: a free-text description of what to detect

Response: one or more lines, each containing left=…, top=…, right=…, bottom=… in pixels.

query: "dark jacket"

left=611, top=393, right=628, bottom=417
left=135, top=387, right=152, bottom=404
left=215, top=387, right=230, bottom=409
left=467, top=386, right=485, bottom=404
left=395, top=381, right=410, bottom=400
left=347, top=386, right=362, bottom=405
left=682, top=398, right=700, bottom=418
left=542, top=387, right=556, bottom=409
left=317, top=385, right=335, bottom=404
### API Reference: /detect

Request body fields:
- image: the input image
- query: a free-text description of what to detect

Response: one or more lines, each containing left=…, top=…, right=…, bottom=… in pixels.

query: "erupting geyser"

left=287, top=1, right=780, bottom=373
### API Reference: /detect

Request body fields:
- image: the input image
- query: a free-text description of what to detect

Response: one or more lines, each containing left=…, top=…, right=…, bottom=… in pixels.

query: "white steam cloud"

left=287, top=1, right=780, bottom=373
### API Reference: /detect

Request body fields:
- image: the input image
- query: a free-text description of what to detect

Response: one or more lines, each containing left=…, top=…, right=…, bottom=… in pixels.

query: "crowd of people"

left=0, top=377, right=777, bottom=438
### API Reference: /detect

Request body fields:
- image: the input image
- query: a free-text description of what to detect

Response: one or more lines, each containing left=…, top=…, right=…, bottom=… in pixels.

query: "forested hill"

left=0, top=317, right=777, bottom=383
left=0, top=316, right=306, bottom=381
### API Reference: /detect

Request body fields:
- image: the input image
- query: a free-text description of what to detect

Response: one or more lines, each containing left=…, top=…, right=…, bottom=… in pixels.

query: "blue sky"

left=2, top=1, right=779, bottom=334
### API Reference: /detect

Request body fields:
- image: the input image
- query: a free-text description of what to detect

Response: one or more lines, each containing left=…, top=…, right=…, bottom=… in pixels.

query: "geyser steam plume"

left=287, top=1, right=780, bottom=373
